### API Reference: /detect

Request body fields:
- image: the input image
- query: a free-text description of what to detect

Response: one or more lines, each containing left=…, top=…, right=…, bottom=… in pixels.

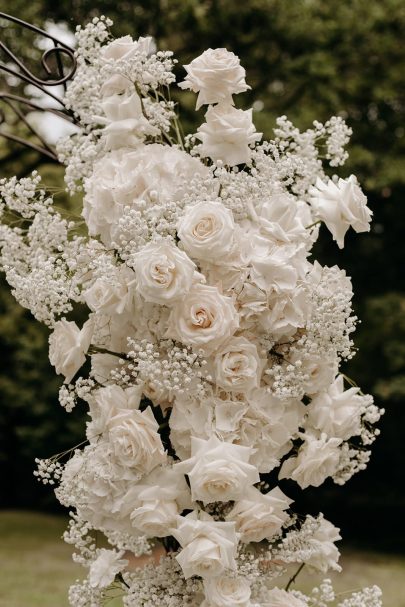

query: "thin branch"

left=285, top=562, right=305, bottom=591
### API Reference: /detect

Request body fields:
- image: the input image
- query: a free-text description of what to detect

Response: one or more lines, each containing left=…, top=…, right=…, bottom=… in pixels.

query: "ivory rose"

left=196, top=103, right=262, bottom=166
left=130, top=500, right=178, bottom=537
left=179, top=48, right=250, bottom=109
left=309, top=175, right=372, bottom=248
left=86, top=384, right=143, bottom=440
left=49, top=318, right=93, bottom=384
left=177, top=201, right=236, bottom=261
left=167, top=283, right=239, bottom=354
left=307, top=374, right=363, bottom=440
left=130, top=465, right=191, bottom=537
left=176, top=435, right=259, bottom=504
left=227, top=486, right=293, bottom=543
left=133, top=241, right=197, bottom=304
left=107, top=407, right=167, bottom=473
left=212, top=336, right=264, bottom=393
left=279, top=432, right=342, bottom=489
left=171, top=512, right=239, bottom=579
left=82, top=264, right=136, bottom=315
left=203, top=576, right=252, bottom=607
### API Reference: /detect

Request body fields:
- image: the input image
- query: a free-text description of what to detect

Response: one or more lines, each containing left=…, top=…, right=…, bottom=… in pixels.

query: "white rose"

left=89, top=549, right=128, bottom=588
left=262, top=588, right=307, bottom=607
left=176, top=435, right=259, bottom=504
left=83, top=265, right=136, bottom=315
left=133, top=241, right=197, bottom=305
left=97, top=91, right=159, bottom=150
left=249, top=235, right=306, bottom=295
left=49, top=318, right=93, bottom=384
left=279, top=432, right=342, bottom=489
left=102, top=35, right=154, bottom=61
left=130, top=499, right=178, bottom=537
left=167, top=284, right=239, bottom=354
left=307, top=375, right=362, bottom=440
left=171, top=512, right=239, bottom=579
left=305, top=516, right=341, bottom=573
left=178, top=201, right=236, bottom=261
left=309, top=175, right=372, bottom=248
left=203, top=576, right=252, bottom=607
left=83, top=145, right=208, bottom=245
left=255, top=192, right=309, bottom=245
left=101, top=36, right=154, bottom=96
left=179, top=48, right=250, bottom=109
left=86, top=384, right=143, bottom=440
left=212, top=336, right=264, bottom=393
left=227, top=486, right=293, bottom=543
left=196, top=103, right=262, bottom=166
left=107, top=407, right=167, bottom=473
left=130, top=464, right=191, bottom=537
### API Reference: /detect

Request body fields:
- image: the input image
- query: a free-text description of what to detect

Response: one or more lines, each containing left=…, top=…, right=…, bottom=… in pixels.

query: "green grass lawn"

left=0, top=510, right=404, bottom=607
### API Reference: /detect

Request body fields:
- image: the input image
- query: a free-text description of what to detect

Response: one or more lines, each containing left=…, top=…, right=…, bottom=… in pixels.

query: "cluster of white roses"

left=0, top=17, right=383, bottom=607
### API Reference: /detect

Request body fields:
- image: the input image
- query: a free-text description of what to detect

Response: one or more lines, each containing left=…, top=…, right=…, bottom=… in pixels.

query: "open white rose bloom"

left=0, top=17, right=385, bottom=607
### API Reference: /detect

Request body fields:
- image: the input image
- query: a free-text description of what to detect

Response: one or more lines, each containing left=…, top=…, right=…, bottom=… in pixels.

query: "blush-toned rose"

left=167, top=284, right=239, bottom=354
left=107, top=407, right=167, bottom=473
left=133, top=241, right=197, bottom=305
left=211, top=336, right=264, bottom=393
left=177, top=201, right=236, bottom=261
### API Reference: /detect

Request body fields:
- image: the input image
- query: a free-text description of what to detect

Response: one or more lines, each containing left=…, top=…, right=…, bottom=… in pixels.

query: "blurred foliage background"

left=0, top=0, right=404, bottom=551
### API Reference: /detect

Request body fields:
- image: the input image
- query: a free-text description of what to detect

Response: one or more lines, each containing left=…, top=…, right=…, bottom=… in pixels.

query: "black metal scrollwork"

left=0, top=12, right=78, bottom=162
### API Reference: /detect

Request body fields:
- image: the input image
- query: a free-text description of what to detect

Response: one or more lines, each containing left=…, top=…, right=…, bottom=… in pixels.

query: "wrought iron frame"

left=0, top=12, right=78, bottom=161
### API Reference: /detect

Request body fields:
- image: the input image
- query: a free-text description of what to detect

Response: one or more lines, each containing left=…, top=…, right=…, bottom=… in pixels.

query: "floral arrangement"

left=0, top=16, right=384, bottom=607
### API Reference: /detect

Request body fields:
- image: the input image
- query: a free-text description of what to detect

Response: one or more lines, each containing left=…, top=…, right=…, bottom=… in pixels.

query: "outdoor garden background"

left=0, top=1, right=404, bottom=605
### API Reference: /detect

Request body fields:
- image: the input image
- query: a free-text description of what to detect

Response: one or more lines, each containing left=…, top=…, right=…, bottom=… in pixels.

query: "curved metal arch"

left=0, top=12, right=79, bottom=162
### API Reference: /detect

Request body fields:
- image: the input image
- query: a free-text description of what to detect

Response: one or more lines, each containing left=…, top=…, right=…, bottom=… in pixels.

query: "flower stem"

left=285, top=562, right=305, bottom=591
